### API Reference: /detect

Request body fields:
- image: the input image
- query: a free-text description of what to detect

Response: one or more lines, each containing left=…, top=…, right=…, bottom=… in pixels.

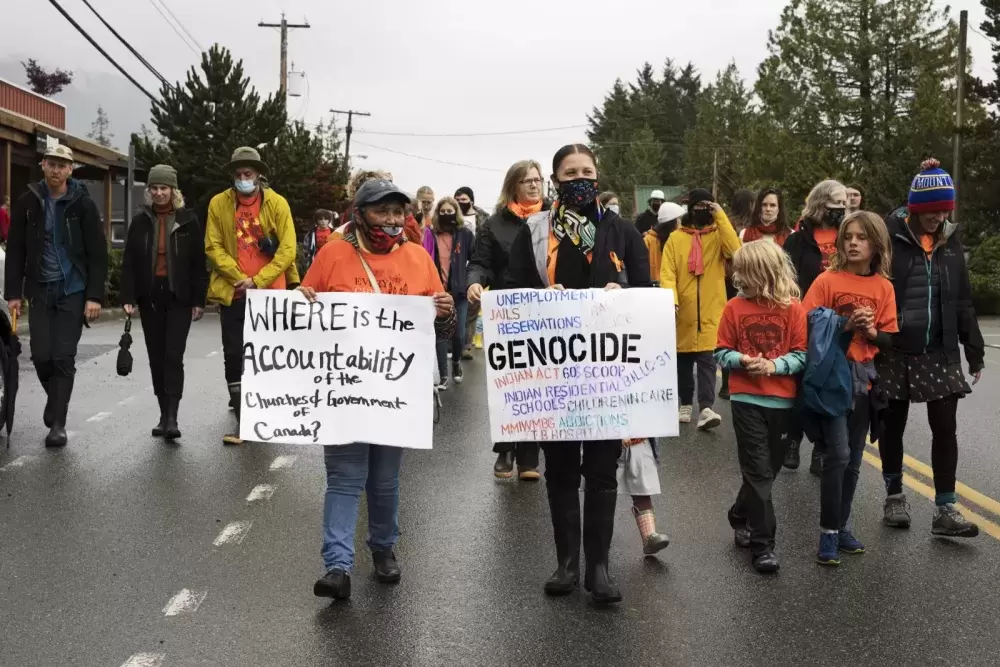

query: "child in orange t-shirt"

left=715, top=241, right=808, bottom=574
left=801, top=211, right=897, bottom=566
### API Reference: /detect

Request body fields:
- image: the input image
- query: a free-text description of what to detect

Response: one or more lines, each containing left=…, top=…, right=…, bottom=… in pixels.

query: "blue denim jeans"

left=436, top=299, right=469, bottom=380
left=321, top=443, right=404, bottom=572
left=818, top=399, right=870, bottom=531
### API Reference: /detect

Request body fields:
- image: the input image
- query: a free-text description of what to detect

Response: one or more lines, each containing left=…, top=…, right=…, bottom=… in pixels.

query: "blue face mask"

left=234, top=178, right=257, bottom=195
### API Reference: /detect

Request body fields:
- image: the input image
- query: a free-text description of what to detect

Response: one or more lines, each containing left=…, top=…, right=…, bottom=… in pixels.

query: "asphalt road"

left=2, top=315, right=999, bottom=667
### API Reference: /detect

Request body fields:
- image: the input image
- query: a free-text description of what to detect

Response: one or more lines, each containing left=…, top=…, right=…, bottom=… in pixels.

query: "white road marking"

left=0, top=455, right=36, bottom=472
left=86, top=412, right=112, bottom=423
left=120, top=654, right=165, bottom=667
left=246, top=484, right=276, bottom=502
left=162, top=588, right=207, bottom=616
left=207, top=350, right=219, bottom=357
left=118, top=396, right=135, bottom=406
left=269, top=455, right=297, bottom=471
left=213, top=520, right=252, bottom=546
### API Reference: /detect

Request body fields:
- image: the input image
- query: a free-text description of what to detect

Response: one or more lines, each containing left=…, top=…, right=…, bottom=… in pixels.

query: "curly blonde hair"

left=829, top=211, right=892, bottom=279
left=348, top=169, right=392, bottom=199
left=732, top=240, right=801, bottom=307
left=144, top=187, right=185, bottom=209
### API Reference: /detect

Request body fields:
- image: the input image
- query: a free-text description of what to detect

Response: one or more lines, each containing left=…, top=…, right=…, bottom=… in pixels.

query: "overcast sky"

left=3, top=0, right=995, bottom=208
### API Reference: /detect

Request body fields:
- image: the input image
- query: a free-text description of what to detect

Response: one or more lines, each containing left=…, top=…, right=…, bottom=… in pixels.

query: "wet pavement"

left=2, top=315, right=1000, bottom=667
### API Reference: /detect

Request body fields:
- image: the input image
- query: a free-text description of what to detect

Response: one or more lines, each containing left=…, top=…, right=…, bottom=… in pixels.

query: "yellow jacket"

left=644, top=230, right=664, bottom=284
left=659, top=210, right=741, bottom=353
left=205, top=187, right=297, bottom=306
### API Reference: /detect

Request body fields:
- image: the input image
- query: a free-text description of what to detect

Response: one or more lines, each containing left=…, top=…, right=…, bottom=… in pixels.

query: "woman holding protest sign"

left=505, top=143, right=650, bottom=605
left=468, top=159, right=550, bottom=480
left=298, top=177, right=455, bottom=601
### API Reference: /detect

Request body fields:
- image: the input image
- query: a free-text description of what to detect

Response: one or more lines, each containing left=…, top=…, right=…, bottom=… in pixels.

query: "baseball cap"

left=354, top=179, right=411, bottom=208
left=43, top=144, right=74, bottom=163
left=650, top=189, right=666, bottom=201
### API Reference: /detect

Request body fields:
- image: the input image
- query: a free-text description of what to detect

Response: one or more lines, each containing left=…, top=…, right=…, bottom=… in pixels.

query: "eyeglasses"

left=519, top=178, right=543, bottom=186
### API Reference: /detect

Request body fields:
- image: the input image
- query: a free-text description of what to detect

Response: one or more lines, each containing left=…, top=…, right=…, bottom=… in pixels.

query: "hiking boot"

left=518, top=466, right=541, bottom=481
left=809, top=450, right=824, bottom=476
left=697, top=407, right=722, bottom=431
left=372, top=549, right=402, bottom=583
left=313, top=568, right=351, bottom=599
left=838, top=530, right=866, bottom=554
left=633, top=507, right=669, bottom=555
left=932, top=504, right=979, bottom=538
left=816, top=533, right=841, bottom=566
left=784, top=441, right=801, bottom=470
left=883, top=494, right=911, bottom=529
left=452, top=364, right=464, bottom=385
left=164, top=398, right=181, bottom=441
left=493, top=451, right=514, bottom=479
left=752, top=551, right=780, bottom=574
left=678, top=405, right=693, bottom=424
left=152, top=395, right=167, bottom=437
left=734, top=527, right=751, bottom=549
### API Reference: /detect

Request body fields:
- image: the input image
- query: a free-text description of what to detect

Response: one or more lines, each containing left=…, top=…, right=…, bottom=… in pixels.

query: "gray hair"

left=144, top=186, right=185, bottom=209
left=802, top=179, right=845, bottom=224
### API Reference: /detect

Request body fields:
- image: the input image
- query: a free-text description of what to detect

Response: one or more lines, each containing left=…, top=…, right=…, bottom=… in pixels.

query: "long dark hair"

left=729, top=189, right=755, bottom=230
left=749, top=187, right=789, bottom=234
left=552, top=144, right=596, bottom=175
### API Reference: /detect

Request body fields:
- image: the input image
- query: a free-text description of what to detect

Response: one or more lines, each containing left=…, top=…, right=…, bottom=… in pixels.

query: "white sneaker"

left=679, top=405, right=693, bottom=423
left=697, top=407, right=722, bottom=431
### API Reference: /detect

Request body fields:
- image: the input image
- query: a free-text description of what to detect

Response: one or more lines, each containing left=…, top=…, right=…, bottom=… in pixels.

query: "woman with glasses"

left=467, top=159, right=550, bottom=481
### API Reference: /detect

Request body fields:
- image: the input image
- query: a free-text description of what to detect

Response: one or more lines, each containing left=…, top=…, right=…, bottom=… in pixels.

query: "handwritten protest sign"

left=483, top=288, right=678, bottom=443
left=239, top=291, right=436, bottom=449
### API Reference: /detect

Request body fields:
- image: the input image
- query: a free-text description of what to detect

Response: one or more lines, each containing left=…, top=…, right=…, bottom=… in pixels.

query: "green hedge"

left=969, top=237, right=1000, bottom=316
left=105, top=248, right=124, bottom=307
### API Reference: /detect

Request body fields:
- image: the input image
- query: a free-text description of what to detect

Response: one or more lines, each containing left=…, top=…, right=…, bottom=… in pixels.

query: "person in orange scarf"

left=467, top=159, right=549, bottom=481
left=660, top=188, right=741, bottom=430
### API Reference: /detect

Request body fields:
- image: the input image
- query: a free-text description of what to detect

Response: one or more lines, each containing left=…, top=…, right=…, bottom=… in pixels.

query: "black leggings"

left=878, top=396, right=959, bottom=497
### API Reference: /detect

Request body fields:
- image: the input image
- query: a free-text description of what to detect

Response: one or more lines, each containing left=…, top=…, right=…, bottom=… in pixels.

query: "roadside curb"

left=13, top=305, right=220, bottom=335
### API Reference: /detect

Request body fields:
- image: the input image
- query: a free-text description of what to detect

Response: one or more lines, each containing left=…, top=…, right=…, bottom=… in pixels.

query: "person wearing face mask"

left=634, top=190, right=665, bottom=235
left=506, top=144, right=651, bottom=605
left=468, top=159, right=550, bottom=481
left=599, top=191, right=624, bottom=218
left=782, top=180, right=848, bottom=471
left=120, top=165, right=207, bottom=441
left=422, top=197, right=475, bottom=387
left=876, top=159, right=985, bottom=538
left=205, top=147, right=297, bottom=445
left=454, top=186, right=489, bottom=361
left=300, top=179, right=456, bottom=600
left=645, top=202, right=685, bottom=286
left=660, top=189, right=741, bottom=430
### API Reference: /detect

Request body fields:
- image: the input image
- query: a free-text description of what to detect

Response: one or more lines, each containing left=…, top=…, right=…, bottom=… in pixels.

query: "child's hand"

left=739, top=354, right=755, bottom=368
left=749, top=359, right=777, bottom=376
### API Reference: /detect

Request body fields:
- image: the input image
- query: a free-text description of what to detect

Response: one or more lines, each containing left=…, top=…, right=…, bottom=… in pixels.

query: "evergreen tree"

left=21, top=59, right=73, bottom=96
left=88, top=106, right=114, bottom=149
left=964, top=0, right=1000, bottom=243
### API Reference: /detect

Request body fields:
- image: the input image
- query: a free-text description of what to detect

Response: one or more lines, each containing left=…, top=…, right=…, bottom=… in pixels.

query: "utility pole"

left=330, top=108, right=372, bottom=175
left=953, top=9, right=968, bottom=224
left=711, top=149, right=719, bottom=200
left=258, top=13, right=310, bottom=96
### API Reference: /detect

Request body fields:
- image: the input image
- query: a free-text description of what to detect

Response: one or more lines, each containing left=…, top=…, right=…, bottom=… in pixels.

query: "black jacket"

left=885, top=213, right=985, bottom=371
left=4, top=179, right=108, bottom=303
left=467, top=201, right=551, bottom=290
left=635, top=209, right=658, bottom=235
left=120, top=207, right=208, bottom=308
left=783, top=218, right=826, bottom=297
left=505, top=209, right=652, bottom=290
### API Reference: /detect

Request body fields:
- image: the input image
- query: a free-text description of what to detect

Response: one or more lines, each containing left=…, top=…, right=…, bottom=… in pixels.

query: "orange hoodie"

left=644, top=230, right=664, bottom=283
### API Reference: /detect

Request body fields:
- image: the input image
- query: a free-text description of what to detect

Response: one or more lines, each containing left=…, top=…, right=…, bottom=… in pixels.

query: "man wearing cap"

left=635, top=190, right=666, bottom=235
left=5, top=144, right=108, bottom=447
left=298, top=178, right=455, bottom=600
left=206, top=146, right=297, bottom=445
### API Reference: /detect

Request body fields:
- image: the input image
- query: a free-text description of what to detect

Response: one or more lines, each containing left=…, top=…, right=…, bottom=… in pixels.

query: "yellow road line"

left=865, top=442, right=1000, bottom=519
left=862, top=451, right=1000, bottom=541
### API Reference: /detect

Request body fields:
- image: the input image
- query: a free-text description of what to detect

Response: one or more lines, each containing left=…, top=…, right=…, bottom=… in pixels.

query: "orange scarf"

left=509, top=200, right=543, bottom=220
left=680, top=225, right=717, bottom=276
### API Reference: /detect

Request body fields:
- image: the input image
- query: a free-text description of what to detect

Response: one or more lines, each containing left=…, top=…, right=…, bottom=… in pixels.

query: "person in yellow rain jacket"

left=644, top=202, right=685, bottom=285
left=660, top=188, right=741, bottom=431
left=205, top=146, right=297, bottom=445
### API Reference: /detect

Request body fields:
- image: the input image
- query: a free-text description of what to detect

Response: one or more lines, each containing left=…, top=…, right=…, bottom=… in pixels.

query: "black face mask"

left=691, top=209, right=713, bottom=228
left=438, top=213, right=458, bottom=228
left=823, top=208, right=845, bottom=228
left=458, top=202, right=472, bottom=215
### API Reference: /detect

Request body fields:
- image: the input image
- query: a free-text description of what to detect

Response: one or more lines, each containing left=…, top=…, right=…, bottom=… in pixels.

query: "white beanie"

left=657, top=202, right=685, bottom=224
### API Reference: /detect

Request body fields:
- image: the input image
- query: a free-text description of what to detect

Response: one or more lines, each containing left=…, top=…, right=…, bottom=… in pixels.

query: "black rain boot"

left=543, top=486, right=581, bottom=596
left=152, top=395, right=167, bottom=437
left=41, top=379, right=55, bottom=429
left=583, top=489, right=622, bottom=604
left=164, top=398, right=181, bottom=441
left=44, top=376, right=73, bottom=448
left=223, top=382, right=243, bottom=445
left=783, top=439, right=801, bottom=470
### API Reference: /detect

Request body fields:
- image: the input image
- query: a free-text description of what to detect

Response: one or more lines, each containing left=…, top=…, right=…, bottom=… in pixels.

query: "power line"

left=151, top=0, right=204, bottom=52
left=970, top=25, right=998, bottom=48
left=351, top=140, right=505, bottom=173
left=144, top=0, right=199, bottom=54
left=355, top=124, right=587, bottom=138
left=79, top=0, right=169, bottom=87
left=47, top=0, right=162, bottom=107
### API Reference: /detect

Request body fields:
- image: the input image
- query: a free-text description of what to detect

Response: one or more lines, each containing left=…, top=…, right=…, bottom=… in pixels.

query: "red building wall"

left=0, top=79, right=66, bottom=130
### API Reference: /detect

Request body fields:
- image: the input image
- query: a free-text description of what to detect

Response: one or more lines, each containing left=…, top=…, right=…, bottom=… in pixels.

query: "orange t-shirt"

left=315, top=226, right=332, bottom=250
left=716, top=297, right=808, bottom=399
left=302, top=238, right=444, bottom=296
left=235, top=193, right=285, bottom=289
left=813, top=227, right=839, bottom=269
left=436, top=232, right=454, bottom=285
left=802, top=270, right=898, bottom=362
left=920, top=234, right=935, bottom=258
